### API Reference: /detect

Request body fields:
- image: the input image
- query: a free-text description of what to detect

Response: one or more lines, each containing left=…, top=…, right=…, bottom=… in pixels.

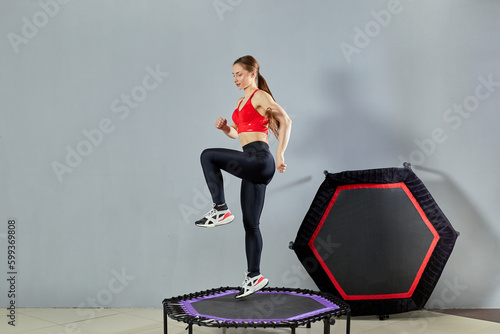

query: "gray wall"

left=1, top=0, right=499, bottom=308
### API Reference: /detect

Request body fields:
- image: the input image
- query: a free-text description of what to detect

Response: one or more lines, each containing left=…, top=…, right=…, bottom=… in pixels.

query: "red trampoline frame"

left=308, top=183, right=440, bottom=301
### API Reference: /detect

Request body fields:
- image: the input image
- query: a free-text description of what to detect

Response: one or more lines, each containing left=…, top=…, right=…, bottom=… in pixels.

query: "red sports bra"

left=232, top=89, right=269, bottom=134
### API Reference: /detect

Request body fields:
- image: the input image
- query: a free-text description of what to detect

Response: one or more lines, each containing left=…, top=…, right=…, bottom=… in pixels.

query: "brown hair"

left=233, top=55, right=280, bottom=138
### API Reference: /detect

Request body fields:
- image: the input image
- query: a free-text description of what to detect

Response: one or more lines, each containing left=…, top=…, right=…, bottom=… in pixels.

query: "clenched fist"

left=215, top=117, right=227, bottom=130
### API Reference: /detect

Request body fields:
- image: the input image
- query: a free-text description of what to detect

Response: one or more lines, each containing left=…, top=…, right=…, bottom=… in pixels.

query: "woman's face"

left=232, top=63, right=255, bottom=90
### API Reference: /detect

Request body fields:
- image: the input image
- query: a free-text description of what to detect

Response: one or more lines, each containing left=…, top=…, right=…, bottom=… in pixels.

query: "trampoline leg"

left=188, top=324, right=193, bottom=334
left=291, top=327, right=296, bottom=334
left=163, top=309, right=167, bottom=334
left=323, top=319, right=330, bottom=334
left=346, top=311, right=351, bottom=334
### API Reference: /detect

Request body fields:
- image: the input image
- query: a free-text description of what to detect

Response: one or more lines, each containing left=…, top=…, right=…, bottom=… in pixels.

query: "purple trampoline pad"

left=180, top=289, right=340, bottom=323
left=163, top=287, right=351, bottom=334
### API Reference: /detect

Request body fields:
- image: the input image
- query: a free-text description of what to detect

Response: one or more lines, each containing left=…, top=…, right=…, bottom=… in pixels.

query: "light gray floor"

left=2, top=308, right=500, bottom=334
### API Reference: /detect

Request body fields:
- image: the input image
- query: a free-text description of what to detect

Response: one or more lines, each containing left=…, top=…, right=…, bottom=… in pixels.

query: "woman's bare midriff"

left=238, top=131, right=268, bottom=147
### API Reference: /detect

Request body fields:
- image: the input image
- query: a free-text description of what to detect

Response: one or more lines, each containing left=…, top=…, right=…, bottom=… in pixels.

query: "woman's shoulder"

left=254, top=89, right=269, bottom=97
left=253, top=89, right=273, bottom=104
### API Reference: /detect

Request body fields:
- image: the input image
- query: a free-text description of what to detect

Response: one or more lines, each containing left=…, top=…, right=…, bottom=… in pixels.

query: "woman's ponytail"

left=258, top=73, right=279, bottom=139
left=257, top=73, right=274, bottom=101
left=265, top=107, right=280, bottom=139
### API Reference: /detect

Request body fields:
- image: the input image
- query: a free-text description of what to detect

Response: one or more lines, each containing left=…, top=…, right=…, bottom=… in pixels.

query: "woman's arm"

left=215, top=117, right=238, bottom=139
left=254, top=91, right=292, bottom=173
left=271, top=105, right=292, bottom=173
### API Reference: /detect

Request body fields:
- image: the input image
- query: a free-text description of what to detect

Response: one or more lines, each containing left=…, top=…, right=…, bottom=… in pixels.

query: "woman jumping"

left=195, top=55, right=292, bottom=299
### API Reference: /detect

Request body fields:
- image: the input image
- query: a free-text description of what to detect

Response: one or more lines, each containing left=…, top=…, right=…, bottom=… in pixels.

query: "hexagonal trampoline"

left=291, top=165, right=459, bottom=316
left=163, top=287, right=351, bottom=334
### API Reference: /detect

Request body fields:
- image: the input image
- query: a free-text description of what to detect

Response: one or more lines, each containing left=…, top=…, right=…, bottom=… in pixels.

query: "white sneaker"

left=235, top=273, right=269, bottom=299
left=195, top=205, right=234, bottom=227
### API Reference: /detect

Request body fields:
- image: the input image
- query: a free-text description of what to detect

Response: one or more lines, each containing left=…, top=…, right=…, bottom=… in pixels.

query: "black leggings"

left=200, top=141, right=275, bottom=276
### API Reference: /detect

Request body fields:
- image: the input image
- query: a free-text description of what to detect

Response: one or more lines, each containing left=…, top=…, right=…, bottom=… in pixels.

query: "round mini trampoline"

left=163, top=287, right=351, bottom=334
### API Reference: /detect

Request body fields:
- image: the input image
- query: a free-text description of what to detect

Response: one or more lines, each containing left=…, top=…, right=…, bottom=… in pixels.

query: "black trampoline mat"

left=181, top=289, right=340, bottom=322
left=313, top=186, right=438, bottom=297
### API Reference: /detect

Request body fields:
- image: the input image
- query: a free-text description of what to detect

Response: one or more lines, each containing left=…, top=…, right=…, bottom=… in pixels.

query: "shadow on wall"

left=281, top=63, right=499, bottom=306
left=413, top=165, right=500, bottom=308
left=295, top=69, right=408, bottom=171
left=267, top=175, right=313, bottom=194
